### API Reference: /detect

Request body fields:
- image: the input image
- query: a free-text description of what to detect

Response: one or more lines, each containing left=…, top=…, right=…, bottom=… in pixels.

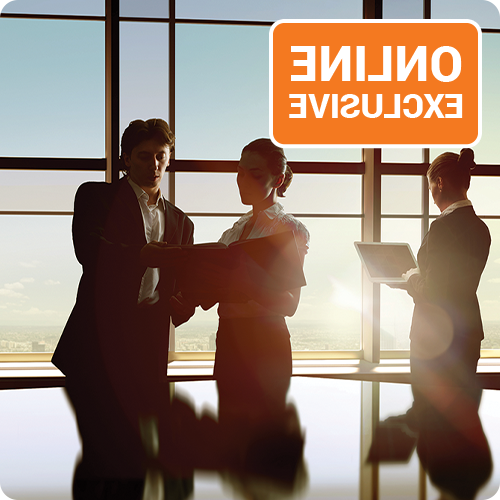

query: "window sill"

left=1, top=358, right=500, bottom=390
left=0, top=362, right=65, bottom=390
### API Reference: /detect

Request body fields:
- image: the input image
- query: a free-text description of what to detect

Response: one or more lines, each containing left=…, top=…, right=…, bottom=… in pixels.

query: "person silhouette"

left=52, top=119, right=195, bottom=498
left=400, top=148, right=491, bottom=426
left=211, top=138, right=309, bottom=424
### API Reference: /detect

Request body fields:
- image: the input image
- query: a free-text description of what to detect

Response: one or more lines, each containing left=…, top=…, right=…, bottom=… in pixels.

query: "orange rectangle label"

left=270, top=20, right=481, bottom=147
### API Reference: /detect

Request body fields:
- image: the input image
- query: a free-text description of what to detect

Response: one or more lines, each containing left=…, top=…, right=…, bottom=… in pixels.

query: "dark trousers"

left=65, top=303, right=171, bottom=498
left=411, top=338, right=491, bottom=499
left=410, top=335, right=482, bottom=429
left=214, top=316, right=292, bottom=423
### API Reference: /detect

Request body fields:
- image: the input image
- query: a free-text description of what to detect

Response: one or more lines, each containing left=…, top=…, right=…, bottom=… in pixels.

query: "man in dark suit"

left=52, top=118, right=195, bottom=498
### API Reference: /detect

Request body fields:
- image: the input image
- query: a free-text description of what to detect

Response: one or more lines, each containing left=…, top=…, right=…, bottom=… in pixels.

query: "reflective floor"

left=0, top=378, right=499, bottom=499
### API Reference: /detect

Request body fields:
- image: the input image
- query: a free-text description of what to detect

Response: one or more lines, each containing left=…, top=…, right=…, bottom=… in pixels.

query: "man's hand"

left=140, top=241, right=186, bottom=268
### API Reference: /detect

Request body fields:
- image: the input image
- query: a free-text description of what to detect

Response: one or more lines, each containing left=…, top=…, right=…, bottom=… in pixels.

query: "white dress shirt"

left=218, top=202, right=310, bottom=318
left=128, top=178, right=166, bottom=305
left=439, top=199, right=472, bottom=217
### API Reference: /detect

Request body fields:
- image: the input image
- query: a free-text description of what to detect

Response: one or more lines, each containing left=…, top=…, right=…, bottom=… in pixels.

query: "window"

left=0, top=171, right=105, bottom=353
left=1, top=0, right=499, bottom=360
left=0, top=15, right=105, bottom=354
left=0, top=18, right=105, bottom=158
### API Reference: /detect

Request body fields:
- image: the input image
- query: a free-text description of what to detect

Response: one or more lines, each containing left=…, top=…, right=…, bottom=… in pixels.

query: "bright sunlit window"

left=1, top=0, right=499, bottom=359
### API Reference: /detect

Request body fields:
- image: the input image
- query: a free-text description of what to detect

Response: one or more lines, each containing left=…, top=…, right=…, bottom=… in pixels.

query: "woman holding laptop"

left=403, top=148, right=490, bottom=424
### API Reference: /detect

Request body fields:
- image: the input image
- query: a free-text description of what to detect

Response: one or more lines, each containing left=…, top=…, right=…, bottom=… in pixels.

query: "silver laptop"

left=354, top=242, right=418, bottom=284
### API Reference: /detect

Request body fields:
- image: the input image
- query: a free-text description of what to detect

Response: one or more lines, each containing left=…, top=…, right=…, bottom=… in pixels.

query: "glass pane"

left=381, top=148, right=423, bottom=163
left=176, top=173, right=362, bottom=215
left=120, top=22, right=169, bottom=137
left=175, top=24, right=361, bottom=162
left=478, top=219, right=500, bottom=349
left=175, top=173, right=245, bottom=214
left=176, top=0, right=363, bottom=21
left=380, top=218, right=422, bottom=270
left=175, top=216, right=362, bottom=352
left=432, top=0, right=500, bottom=28
left=381, top=175, right=422, bottom=215
left=288, top=218, right=362, bottom=351
left=478, top=34, right=500, bottom=164
left=281, top=174, right=362, bottom=214
left=380, top=218, right=422, bottom=350
left=429, top=199, right=440, bottom=216
left=0, top=19, right=105, bottom=158
left=383, top=0, right=423, bottom=19
left=174, top=307, right=219, bottom=352
left=468, top=177, right=500, bottom=216
left=0, top=216, right=81, bottom=353
left=431, top=35, right=500, bottom=164
left=0, top=171, right=105, bottom=212
left=121, top=0, right=168, bottom=18
left=175, top=24, right=268, bottom=161
left=381, top=282, right=414, bottom=350
left=175, top=172, right=362, bottom=214
left=190, top=216, right=240, bottom=245
left=428, top=176, right=500, bottom=218
left=1, top=0, right=104, bottom=16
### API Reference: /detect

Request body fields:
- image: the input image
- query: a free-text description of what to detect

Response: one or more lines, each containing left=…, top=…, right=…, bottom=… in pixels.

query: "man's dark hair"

left=120, top=118, right=175, bottom=172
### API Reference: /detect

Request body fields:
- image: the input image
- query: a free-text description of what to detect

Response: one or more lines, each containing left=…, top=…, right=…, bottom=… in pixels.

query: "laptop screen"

left=355, top=243, right=417, bottom=280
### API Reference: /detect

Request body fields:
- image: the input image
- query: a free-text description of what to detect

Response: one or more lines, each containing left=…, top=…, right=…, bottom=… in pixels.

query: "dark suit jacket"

left=408, top=206, right=490, bottom=345
left=52, top=177, right=194, bottom=381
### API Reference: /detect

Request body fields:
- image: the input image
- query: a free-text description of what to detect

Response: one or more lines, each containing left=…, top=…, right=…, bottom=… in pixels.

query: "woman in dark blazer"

left=404, top=148, right=491, bottom=420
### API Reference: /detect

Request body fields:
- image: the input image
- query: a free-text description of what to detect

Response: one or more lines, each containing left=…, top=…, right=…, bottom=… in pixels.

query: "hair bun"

left=458, top=148, right=476, bottom=170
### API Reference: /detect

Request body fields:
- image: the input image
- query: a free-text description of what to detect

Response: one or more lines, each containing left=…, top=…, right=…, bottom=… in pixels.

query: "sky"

left=1, top=0, right=500, bottom=350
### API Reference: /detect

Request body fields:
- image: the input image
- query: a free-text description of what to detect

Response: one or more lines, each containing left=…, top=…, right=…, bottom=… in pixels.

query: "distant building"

left=209, top=333, right=216, bottom=351
left=32, top=341, right=46, bottom=353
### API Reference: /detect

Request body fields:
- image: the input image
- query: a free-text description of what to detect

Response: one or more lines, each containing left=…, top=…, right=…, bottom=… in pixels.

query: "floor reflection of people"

left=371, top=384, right=492, bottom=500
left=378, top=149, right=493, bottom=497
left=213, top=138, right=309, bottom=424
left=158, top=388, right=307, bottom=500
left=217, top=402, right=307, bottom=499
left=397, top=148, right=491, bottom=423
left=415, top=384, right=492, bottom=500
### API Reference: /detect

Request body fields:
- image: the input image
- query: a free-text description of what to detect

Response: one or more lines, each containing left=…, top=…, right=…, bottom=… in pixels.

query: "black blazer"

left=408, top=205, right=490, bottom=344
left=52, top=178, right=194, bottom=379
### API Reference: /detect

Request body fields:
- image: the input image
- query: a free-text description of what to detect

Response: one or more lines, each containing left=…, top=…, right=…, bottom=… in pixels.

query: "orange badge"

left=270, top=21, right=481, bottom=148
